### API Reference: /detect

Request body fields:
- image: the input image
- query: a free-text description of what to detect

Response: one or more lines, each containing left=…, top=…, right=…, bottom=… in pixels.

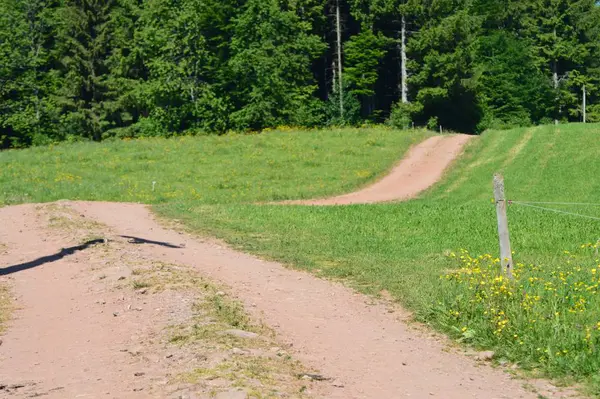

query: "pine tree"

left=228, top=0, right=326, bottom=130
left=55, top=0, right=125, bottom=140
left=344, top=27, right=390, bottom=116
left=408, top=1, right=482, bottom=131
left=0, top=0, right=60, bottom=147
left=520, top=0, right=600, bottom=122
left=134, top=0, right=236, bottom=135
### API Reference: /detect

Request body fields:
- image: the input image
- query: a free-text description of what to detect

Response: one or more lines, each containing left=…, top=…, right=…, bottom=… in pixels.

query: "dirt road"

left=0, top=134, right=578, bottom=398
left=0, top=201, right=572, bottom=398
left=289, top=134, right=473, bottom=205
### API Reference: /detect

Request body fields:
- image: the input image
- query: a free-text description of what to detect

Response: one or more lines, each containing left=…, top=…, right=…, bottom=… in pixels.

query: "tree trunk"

left=401, top=15, right=408, bottom=104
left=336, top=0, right=344, bottom=118
left=553, top=27, right=559, bottom=124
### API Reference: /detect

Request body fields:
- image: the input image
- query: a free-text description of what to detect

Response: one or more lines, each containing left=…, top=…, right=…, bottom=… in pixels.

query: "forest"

left=1, top=0, right=599, bottom=148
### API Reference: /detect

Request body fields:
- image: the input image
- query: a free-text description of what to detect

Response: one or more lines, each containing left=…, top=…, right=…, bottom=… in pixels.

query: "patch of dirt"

left=0, top=280, right=12, bottom=333
left=0, top=203, right=322, bottom=398
left=0, top=197, right=584, bottom=398
left=286, top=134, right=473, bottom=205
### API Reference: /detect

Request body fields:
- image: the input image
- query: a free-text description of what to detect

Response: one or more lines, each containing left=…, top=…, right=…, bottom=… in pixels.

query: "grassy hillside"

left=156, top=123, right=600, bottom=394
left=161, top=124, right=600, bottom=302
left=3, top=123, right=600, bottom=393
left=0, top=127, right=429, bottom=205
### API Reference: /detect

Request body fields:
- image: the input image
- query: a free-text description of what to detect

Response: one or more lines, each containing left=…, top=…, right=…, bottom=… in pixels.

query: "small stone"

left=223, top=329, right=259, bottom=339
left=402, top=362, right=407, bottom=366
left=216, top=291, right=226, bottom=296
left=476, top=351, right=495, bottom=361
left=231, top=347, right=247, bottom=355
left=165, top=354, right=173, bottom=359
left=118, top=276, right=126, bottom=281
left=133, top=387, right=144, bottom=392
left=0, top=339, right=3, bottom=346
left=134, top=372, right=145, bottom=377
left=299, top=374, right=329, bottom=381
left=137, top=288, right=148, bottom=295
left=113, top=312, right=119, bottom=317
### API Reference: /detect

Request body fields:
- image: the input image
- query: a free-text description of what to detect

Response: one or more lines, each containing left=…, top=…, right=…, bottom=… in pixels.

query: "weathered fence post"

left=493, top=174, right=513, bottom=278
left=583, top=85, right=587, bottom=124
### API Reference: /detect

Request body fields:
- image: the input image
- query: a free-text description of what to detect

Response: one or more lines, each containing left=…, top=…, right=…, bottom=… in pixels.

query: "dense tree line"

left=1, top=0, right=599, bottom=148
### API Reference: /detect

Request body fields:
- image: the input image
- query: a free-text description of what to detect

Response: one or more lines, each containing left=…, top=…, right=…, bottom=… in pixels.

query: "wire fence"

left=508, top=200, right=600, bottom=222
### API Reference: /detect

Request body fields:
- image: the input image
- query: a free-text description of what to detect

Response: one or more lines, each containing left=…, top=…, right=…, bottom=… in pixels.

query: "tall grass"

left=0, top=127, right=429, bottom=205
left=4, top=123, right=600, bottom=392
left=156, top=123, right=600, bottom=393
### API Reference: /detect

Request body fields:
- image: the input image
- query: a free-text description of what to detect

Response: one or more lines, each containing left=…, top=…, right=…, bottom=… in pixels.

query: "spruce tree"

left=228, top=0, right=326, bottom=130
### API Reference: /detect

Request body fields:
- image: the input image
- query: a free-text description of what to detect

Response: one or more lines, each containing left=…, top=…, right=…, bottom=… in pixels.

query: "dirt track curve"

left=0, top=133, right=579, bottom=398
left=290, top=134, right=473, bottom=205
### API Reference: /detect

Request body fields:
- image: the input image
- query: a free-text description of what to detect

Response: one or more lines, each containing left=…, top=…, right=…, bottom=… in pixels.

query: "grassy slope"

left=4, top=123, right=600, bottom=391
left=0, top=127, right=429, bottom=205
left=156, top=123, right=600, bottom=393
left=159, top=124, right=600, bottom=308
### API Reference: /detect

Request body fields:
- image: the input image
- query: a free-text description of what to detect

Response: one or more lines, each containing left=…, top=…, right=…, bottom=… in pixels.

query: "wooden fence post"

left=583, top=85, right=587, bottom=124
left=493, top=174, right=513, bottom=278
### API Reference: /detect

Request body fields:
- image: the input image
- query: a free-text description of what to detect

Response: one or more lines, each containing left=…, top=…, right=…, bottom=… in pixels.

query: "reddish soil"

left=289, top=134, right=473, bottom=205
left=0, top=201, right=578, bottom=398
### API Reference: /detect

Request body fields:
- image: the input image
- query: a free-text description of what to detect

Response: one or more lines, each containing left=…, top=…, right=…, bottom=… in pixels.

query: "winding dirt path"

left=0, top=134, right=579, bottom=398
left=0, top=201, right=575, bottom=398
left=289, top=134, right=473, bottom=205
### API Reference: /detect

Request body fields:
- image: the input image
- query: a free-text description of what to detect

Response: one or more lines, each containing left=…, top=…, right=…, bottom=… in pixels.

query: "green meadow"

left=0, top=127, right=429, bottom=205
left=3, top=123, right=600, bottom=393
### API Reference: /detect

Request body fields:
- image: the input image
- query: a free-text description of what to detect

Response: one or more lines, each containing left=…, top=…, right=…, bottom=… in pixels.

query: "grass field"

left=3, top=123, right=600, bottom=393
left=156, top=123, right=600, bottom=393
left=0, top=127, right=429, bottom=205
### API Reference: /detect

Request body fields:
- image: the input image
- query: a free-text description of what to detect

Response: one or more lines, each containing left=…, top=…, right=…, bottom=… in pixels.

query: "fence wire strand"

left=510, top=201, right=600, bottom=222
left=510, top=201, right=600, bottom=207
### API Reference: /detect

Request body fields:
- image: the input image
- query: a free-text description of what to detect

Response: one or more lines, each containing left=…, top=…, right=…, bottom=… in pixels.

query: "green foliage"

left=344, top=28, right=390, bottom=97
left=0, top=0, right=61, bottom=147
left=0, top=127, right=428, bottom=205
left=147, top=123, right=600, bottom=392
left=588, top=104, right=600, bottom=123
left=325, top=82, right=362, bottom=126
left=426, top=116, right=438, bottom=131
left=388, top=102, right=422, bottom=130
left=132, top=0, right=234, bottom=135
left=1, top=0, right=600, bottom=146
left=227, top=0, right=325, bottom=131
left=409, top=6, right=483, bottom=132
left=519, top=0, right=600, bottom=122
left=55, top=0, right=124, bottom=140
left=441, top=248, right=600, bottom=382
left=472, top=33, right=554, bottom=131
